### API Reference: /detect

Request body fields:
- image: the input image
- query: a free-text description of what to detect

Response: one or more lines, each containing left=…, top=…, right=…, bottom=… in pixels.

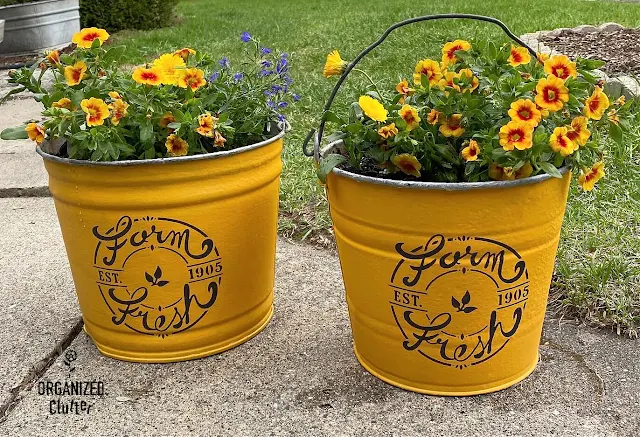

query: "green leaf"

left=167, top=122, right=181, bottom=130
left=102, top=45, right=127, bottom=63
left=609, top=121, right=623, bottom=145
left=322, top=111, right=346, bottom=125
left=317, top=154, right=347, bottom=183
left=59, top=54, right=74, bottom=65
left=140, top=122, right=154, bottom=145
left=577, top=69, right=597, bottom=85
left=1, top=125, right=28, bottom=140
left=538, top=161, right=563, bottom=178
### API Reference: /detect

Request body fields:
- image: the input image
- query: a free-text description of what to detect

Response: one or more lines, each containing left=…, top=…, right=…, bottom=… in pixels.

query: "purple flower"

left=233, top=72, right=244, bottom=82
left=282, top=75, right=294, bottom=85
left=267, top=100, right=276, bottom=108
left=260, top=69, right=274, bottom=77
left=281, top=52, right=289, bottom=59
left=260, top=47, right=272, bottom=55
left=261, top=60, right=272, bottom=68
left=210, top=71, right=220, bottom=81
left=241, top=32, right=251, bottom=42
left=271, top=85, right=283, bottom=93
left=264, top=90, right=273, bottom=97
left=293, top=94, right=300, bottom=102
left=219, top=57, right=230, bottom=69
left=277, top=113, right=287, bottom=122
left=278, top=102, right=288, bottom=109
left=276, top=58, right=289, bottom=75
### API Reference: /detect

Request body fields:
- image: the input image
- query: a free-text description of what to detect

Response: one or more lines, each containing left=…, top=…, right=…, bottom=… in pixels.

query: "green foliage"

left=79, top=0, right=178, bottom=32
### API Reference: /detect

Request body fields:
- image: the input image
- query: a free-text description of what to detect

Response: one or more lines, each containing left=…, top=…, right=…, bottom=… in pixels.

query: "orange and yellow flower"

left=159, top=112, right=176, bottom=128
left=72, top=27, right=109, bottom=49
left=391, top=153, right=422, bottom=178
left=358, top=95, right=387, bottom=122
left=566, top=116, right=591, bottom=146
left=426, top=109, right=441, bottom=125
left=438, top=71, right=460, bottom=93
left=64, top=61, right=87, bottom=86
left=108, top=91, right=121, bottom=100
left=499, top=120, right=534, bottom=151
left=378, top=123, right=398, bottom=139
left=488, top=162, right=533, bottom=181
left=536, top=53, right=550, bottom=63
left=549, top=126, right=577, bottom=156
left=213, top=131, right=227, bottom=148
left=174, top=47, right=196, bottom=61
left=508, top=45, right=531, bottom=67
left=461, top=140, right=481, bottom=162
left=608, top=109, right=620, bottom=125
left=535, top=75, right=569, bottom=112
left=108, top=99, right=129, bottom=126
left=578, top=162, right=605, bottom=191
left=195, top=113, right=218, bottom=137
left=395, top=79, right=415, bottom=103
left=323, top=50, right=348, bottom=78
left=413, top=59, right=442, bottom=86
left=45, top=50, right=60, bottom=65
left=457, top=68, right=479, bottom=93
left=132, top=67, right=163, bottom=86
left=508, top=99, right=541, bottom=128
left=152, top=53, right=186, bottom=85
left=439, top=114, right=465, bottom=138
left=52, top=98, right=72, bottom=110
left=615, top=95, right=626, bottom=106
left=165, top=134, right=189, bottom=157
left=26, top=123, right=45, bottom=144
left=583, top=86, right=610, bottom=120
left=543, top=55, right=577, bottom=81
left=399, top=105, right=420, bottom=131
left=80, top=98, right=110, bottom=127
left=177, top=68, right=206, bottom=91
left=441, top=40, right=471, bottom=67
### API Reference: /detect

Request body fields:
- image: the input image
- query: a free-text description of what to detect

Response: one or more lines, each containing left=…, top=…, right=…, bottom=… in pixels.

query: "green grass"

left=112, top=0, right=640, bottom=335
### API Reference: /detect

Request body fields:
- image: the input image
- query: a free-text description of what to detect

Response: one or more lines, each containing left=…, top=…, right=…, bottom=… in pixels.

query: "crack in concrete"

left=541, top=335, right=605, bottom=397
left=0, top=187, right=50, bottom=198
left=0, top=317, right=84, bottom=424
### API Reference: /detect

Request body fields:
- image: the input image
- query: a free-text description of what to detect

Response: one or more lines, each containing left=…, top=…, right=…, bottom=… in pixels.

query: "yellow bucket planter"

left=38, top=130, right=284, bottom=363
left=326, top=164, right=571, bottom=395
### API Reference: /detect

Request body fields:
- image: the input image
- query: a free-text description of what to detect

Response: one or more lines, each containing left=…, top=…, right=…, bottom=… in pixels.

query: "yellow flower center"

left=547, top=90, right=556, bottom=100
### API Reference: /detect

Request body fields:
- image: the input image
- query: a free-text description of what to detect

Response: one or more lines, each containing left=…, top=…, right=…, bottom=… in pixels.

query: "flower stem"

left=352, top=68, right=384, bottom=101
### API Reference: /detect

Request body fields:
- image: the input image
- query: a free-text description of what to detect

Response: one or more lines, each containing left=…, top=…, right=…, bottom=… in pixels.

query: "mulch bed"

left=541, top=28, right=640, bottom=76
left=0, top=44, right=74, bottom=70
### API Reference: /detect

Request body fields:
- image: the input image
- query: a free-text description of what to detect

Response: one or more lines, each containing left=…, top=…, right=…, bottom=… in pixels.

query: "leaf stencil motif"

left=452, top=290, right=477, bottom=313
left=145, top=266, right=169, bottom=287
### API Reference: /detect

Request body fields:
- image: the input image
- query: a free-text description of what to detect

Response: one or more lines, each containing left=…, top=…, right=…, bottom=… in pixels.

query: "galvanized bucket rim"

left=36, top=127, right=286, bottom=167
left=327, top=140, right=569, bottom=191
left=0, top=0, right=70, bottom=9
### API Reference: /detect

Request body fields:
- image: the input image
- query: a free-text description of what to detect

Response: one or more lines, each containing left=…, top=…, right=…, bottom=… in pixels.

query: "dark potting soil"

left=540, top=28, right=640, bottom=76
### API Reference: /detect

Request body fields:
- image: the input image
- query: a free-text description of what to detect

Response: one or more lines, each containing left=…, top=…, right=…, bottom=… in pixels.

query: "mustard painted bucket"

left=302, top=14, right=572, bottom=394
left=326, top=166, right=571, bottom=395
left=38, top=129, right=284, bottom=363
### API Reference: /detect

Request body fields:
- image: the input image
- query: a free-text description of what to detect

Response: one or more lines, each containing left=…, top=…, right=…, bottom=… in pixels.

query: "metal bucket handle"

left=301, top=13, right=539, bottom=161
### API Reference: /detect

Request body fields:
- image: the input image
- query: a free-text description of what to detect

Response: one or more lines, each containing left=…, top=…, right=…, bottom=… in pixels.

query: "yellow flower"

left=391, top=153, right=422, bottom=178
left=64, top=61, right=87, bottom=86
left=566, top=116, right=591, bottom=146
left=159, top=112, right=176, bottom=129
left=109, top=91, right=121, bottom=100
left=578, top=162, right=605, bottom=191
left=535, top=75, right=569, bottom=112
left=489, top=163, right=512, bottom=181
left=615, top=95, right=626, bottom=106
left=45, top=50, right=60, bottom=65
left=80, top=97, right=110, bottom=127
left=52, top=98, right=72, bottom=110
left=323, top=50, right=348, bottom=78
left=213, top=131, right=227, bottom=148
left=508, top=99, right=541, bottom=128
left=174, top=48, right=196, bottom=61
left=165, top=134, right=189, bottom=157
left=152, top=53, right=186, bottom=85
left=461, top=140, right=481, bottom=162
left=108, top=99, right=129, bottom=126
left=399, top=105, right=420, bottom=131
left=177, top=68, right=207, bottom=91
left=132, top=67, right=163, bottom=86
left=499, top=120, right=534, bottom=151
left=378, top=123, right=398, bottom=139
left=26, top=123, right=45, bottom=144
left=608, top=109, right=620, bottom=125
left=438, top=71, right=460, bottom=92
left=426, top=109, right=441, bottom=125
left=543, top=55, right=577, bottom=81
left=413, top=59, right=442, bottom=86
left=457, top=68, right=479, bottom=93
left=508, top=45, right=531, bottom=67
left=441, top=40, right=471, bottom=67
left=537, top=53, right=550, bottom=63
left=584, top=86, right=610, bottom=120
left=396, top=79, right=415, bottom=103
left=72, top=27, right=109, bottom=48
left=549, top=126, right=577, bottom=156
left=358, top=95, right=387, bottom=122
left=516, top=162, right=534, bottom=179
left=195, top=113, right=218, bottom=137
left=439, top=114, right=465, bottom=138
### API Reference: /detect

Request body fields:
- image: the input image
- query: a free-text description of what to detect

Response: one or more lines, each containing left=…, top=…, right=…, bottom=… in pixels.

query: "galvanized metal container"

left=0, top=19, right=5, bottom=45
left=37, top=130, right=285, bottom=363
left=0, top=0, right=80, bottom=55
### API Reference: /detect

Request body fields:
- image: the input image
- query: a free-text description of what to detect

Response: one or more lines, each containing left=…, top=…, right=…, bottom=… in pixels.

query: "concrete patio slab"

left=1, top=234, right=638, bottom=436
left=0, top=98, right=48, bottom=192
left=0, top=198, right=79, bottom=407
